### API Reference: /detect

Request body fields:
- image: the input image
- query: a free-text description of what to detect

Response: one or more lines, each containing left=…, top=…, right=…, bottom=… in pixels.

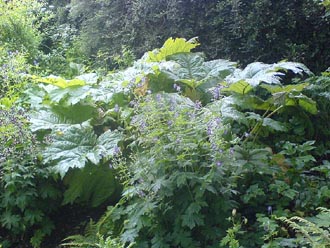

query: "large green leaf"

left=207, top=97, right=248, bottom=125
left=164, top=53, right=206, bottom=87
left=42, top=125, right=123, bottom=177
left=261, top=83, right=309, bottom=94
left=47, top=85, right=92, bottom=105
left=43, top=124, right=97, bottom=177
left=221, top=80, right=253, bottom=95
left=34, top=75, right=86, bottom=88
left=203, top=59, right=236, bottom=78
left=227, top=61, right=311, bottom=87
left=88, top=129, right=123, bottom=164
left=30, top=110, right=74, bottom=132
left=268, top=91, right=317, bottom=114
left=262, top=118, right=288, bottom=132
left=76, top=73, right=98, bottom=85
left=63, top=164, right=117, bottom=207
left=147, top=37, right=199, bottom=62
left=162, top=53, right=236, bottom=89
left=30, top=104, right=97, bottom=132
left=287, top=93, right=317, bottom=114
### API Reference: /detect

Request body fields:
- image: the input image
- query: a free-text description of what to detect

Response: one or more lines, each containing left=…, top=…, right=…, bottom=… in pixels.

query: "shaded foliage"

left=54, top=0, right=330, bottom=72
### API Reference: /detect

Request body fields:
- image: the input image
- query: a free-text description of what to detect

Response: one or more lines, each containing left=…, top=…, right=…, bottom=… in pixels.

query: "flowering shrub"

left=0, top=108, right=61, bottom=247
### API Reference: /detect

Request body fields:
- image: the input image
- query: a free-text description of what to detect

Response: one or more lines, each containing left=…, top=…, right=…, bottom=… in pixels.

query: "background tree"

left=55, top=0, right=330, bottom=72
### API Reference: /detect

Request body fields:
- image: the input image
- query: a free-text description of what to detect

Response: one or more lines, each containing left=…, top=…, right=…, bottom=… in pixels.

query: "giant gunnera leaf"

left=147, top=37, right=200, bottom=62
left=162, top=53, right=236, bottom=90
left=42, top=124, right=123, bottom=177
left=62, top=164, right=118, bottom=207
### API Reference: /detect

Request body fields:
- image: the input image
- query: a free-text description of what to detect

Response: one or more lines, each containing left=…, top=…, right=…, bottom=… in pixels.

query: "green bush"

left=0, top=0, right=44, bottom=59
left=0, top=108, right=61, bottom=248
left=0, top=47, right=30, bottom=107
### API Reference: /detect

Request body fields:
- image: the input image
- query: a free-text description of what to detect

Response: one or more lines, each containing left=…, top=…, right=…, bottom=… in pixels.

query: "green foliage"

left=1, top=34, right=329, bottom=247
left=214, top=0, right=330, bottom=73
left=277, top=208, right=330, bottom=247
left=257, top=208, right=330, bottom=247
left=0, top=108, right=61, bottom=247
left=304, top=72, right=330, bottom=159
left=40, top=38, right=328, bottom=248
left=42, top=125, right=122, bottom=177
left=0, top=47, right=30, bottom=107
left=147, top=37, right=200, bottom=62
left=62, top=164, right=119, bottom=207
left=97, top=93, right=235, bottom=247
left=25, top=73, right=126, bottom=211
left=0, top=0, right=45, bottom=59
left=54, top=0, right=330, bottom=72
left=220, top=210, right=246, bottom=248
left=319, top=0, right=330, bottom=16
left=62, top=222, right=132, bottom=248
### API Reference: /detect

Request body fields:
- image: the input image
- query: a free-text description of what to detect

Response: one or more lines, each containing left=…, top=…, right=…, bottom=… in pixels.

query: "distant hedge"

left=56, top=0, right=330, bottom=72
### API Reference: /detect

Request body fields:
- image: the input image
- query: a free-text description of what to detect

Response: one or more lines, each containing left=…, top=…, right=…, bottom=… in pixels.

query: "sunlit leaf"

left=42, top=125, right=123, bottom=177
left=221, top=80, right=253, bottom=94
left=147, top=37, right=200, bottom=62
left=35, top=76, right=86, bottom=88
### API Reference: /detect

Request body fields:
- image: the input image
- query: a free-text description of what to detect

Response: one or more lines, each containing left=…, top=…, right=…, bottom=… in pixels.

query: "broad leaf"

left=30, top=104, right=96, bottom=132
left=35, top=75, right=86, bottom=88
left=262, top=118, right=288, bottom=132
left=42, top=125, right=123, bottom=177
left=261, top=83, right=309, bottom=94
left=47, top=85, right=92, bottom=105
left=163, top=53, right=236, bottom=90
left=43, top=124, right=97, bottom=177
left=88, top=130, right=124, bottom=164
left=227, top=61, right=311, bottom=87
left=147, top=37, right=199, bottom=62
left=287, top=93, right=317, bottom=114
left=164, top=53, right=206, bottom=87
left=221, top=80, right=253, bottom=95
left=76, top=73, right=98, bottom=84
left=207, top=97, right=248, bottom=125
left=30, top=110, right=74, bottom=132
left=63, top=164, right=117, bottom=207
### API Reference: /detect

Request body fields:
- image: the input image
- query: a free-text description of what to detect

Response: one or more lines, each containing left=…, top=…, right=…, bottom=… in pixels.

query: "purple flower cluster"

left=173, top=83, right=181, bottom=92
left=194, top=100, right=202, bottom=110
left=113, top=146, right=121, bottom=156
left=211, top=85, right=223, bottom=100
left=114, top=104, right=120, bottom=113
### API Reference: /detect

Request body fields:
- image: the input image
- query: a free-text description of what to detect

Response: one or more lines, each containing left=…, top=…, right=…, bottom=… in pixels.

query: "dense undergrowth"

left=0, top=1, right=330, bottom=247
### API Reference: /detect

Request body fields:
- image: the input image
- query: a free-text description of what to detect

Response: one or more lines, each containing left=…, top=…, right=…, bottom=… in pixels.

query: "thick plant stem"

left=243, top=105, right=284, bottom=144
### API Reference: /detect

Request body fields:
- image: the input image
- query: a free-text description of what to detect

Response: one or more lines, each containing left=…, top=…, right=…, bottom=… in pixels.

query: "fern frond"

left=277, top=209, right=330, bottom=246
left=61, top=234, right=99, bottom=247
left=317, top=207, right=330, bottom=214
left=278, top=216, right=315, bottom=244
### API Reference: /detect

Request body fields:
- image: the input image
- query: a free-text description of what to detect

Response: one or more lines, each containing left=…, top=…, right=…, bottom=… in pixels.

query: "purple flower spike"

left=114, top=104, right=120, bottom=113
left=113, top=146, right=121, bottom=155
left=207, top=127, right=213, bottom=136
left=156, top=94, right=162, bottom=102
left=212, top=86, right=220, bottom=100
left=173, top=83, right=181, bottom=92
left=194, top=101, right=202, bottom=109
left=267, top=206, right=272, bottom=215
